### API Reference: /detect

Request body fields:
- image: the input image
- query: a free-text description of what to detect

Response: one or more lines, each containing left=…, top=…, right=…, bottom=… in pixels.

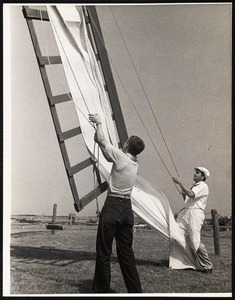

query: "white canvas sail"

left=47, top=5, right=202, bottom=270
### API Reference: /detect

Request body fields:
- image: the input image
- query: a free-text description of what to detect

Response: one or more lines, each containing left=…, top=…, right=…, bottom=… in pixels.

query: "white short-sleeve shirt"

left=104, top=143, right=139, bottom=196
left=184, top=181, right=209, bottom=210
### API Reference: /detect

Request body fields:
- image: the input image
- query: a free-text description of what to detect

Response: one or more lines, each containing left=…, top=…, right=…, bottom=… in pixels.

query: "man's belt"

left=107, top=193, right=131, bottom=199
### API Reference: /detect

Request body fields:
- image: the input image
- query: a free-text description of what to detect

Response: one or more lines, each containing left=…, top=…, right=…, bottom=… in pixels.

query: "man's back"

left=104, top=143, right=139, bottom=195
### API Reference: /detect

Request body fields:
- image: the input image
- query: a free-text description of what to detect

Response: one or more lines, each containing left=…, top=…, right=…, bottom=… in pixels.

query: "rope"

left=86, top=7, right=181, bottom=192
left=93, top=140, right=100, bottom=216
left=109, top=7, right=180, bottom=179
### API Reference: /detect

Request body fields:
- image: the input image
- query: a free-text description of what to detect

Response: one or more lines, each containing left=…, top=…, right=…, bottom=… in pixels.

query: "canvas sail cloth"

left=47, top=5, right=202, bottom=270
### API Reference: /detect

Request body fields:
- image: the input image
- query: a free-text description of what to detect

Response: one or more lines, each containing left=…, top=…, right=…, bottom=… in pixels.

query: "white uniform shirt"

left=184, top=181, right=209, bottom=210
left=104, top=143, right=139, bottom=196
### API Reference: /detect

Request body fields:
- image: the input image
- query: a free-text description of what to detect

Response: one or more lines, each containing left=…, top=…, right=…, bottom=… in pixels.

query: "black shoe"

left=203, top=268, right=213, bottom=274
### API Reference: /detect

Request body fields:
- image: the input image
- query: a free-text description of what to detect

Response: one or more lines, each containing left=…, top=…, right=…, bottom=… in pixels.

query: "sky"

left=4, top=3, right=232, bottom=219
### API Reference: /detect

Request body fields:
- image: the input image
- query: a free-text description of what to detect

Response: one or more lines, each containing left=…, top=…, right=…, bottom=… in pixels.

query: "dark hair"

left=128, top=136, right=145, bottom=156
left=195, top=168, right=206, bottom=181
left=201, top=174, right=206, bottom=181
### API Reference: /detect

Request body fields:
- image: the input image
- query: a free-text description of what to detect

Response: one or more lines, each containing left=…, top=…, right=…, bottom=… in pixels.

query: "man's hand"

left=172, top=176, right=195, bottom=199
left=89, top=114, right=102, bottom=126
left=172, top=176, right=182, bottom=185
left=88, top=113, right=108, bottom=149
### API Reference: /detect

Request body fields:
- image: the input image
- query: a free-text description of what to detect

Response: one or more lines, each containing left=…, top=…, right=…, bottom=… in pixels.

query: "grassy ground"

left=9, top=222, right=232, bottom=295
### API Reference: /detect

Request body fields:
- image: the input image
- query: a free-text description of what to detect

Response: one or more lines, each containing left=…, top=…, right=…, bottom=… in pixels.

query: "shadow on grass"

left=11, top=231, right=47, bottom=238
left=11, top=246, right=169, bottom=268
left=77, top=279, right=94, bottom=293
left=11, top=246, right=95, bottom=266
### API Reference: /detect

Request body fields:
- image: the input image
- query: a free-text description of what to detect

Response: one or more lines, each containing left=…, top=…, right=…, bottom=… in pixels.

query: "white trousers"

left=177, top=208, right=213, bottom=270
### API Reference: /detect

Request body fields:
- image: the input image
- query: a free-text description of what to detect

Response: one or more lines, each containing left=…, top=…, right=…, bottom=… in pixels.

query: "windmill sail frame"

left=22, top=5, right=128, bottom=212
left=22, top=5, right=205, bottom=271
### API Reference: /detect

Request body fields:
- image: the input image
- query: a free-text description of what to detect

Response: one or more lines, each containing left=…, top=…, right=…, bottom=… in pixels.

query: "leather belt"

left=107, top=193, right=131, bottom=199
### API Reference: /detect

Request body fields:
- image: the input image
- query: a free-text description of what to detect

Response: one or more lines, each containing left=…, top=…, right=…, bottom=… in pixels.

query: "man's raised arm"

left=88, top=114, right=109, bottom=149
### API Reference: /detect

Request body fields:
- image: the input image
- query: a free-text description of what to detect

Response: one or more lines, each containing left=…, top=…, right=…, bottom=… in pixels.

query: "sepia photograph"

left=3, top=3, right=232, bottom=297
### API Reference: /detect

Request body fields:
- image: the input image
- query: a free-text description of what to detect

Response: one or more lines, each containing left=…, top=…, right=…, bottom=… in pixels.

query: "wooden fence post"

left=69, top=213, right=72, bottom=225
left=51, top=204, right=57, bottom=235
left=211, top=209, right=220, bottom=255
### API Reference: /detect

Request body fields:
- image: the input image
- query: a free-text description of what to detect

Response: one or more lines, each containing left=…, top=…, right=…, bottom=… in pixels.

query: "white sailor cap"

left=195, top=167, right=210, bottom=179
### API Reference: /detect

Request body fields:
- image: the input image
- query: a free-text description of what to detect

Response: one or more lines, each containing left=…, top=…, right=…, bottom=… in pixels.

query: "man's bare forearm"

left=172, top=176, right=195, bottom=198
left=89, top=114, right=108, bottom=148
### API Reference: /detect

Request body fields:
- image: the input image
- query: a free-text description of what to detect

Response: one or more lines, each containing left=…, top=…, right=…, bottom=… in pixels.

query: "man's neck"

left=123, top=150, right=137, bottom=162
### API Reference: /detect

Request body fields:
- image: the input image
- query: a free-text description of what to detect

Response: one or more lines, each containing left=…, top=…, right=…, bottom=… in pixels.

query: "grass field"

left=9, top=221, right=232, bottom=296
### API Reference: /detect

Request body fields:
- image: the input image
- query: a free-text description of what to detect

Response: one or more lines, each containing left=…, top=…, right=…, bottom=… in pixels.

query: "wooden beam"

left=49, top=93, right=72, bottom=105
left=22, top=6, right=49, bottom=21
left=59, top=142, right=71, bottom=170
left=211, top=209, right=221, bottom=255
left=69, top=176, right=80, bottom=204
left=75, top=182, right=108, bottom=212
left=38, top=56, right=62, bottom=66
left=87, top=6, right=128, bottom=146
left=25, top=16, right=42, bottom=58
left=67, top=158, right=93, bottom=176
left=51, top=203, right=57, bottom=235
left=58, top=127, right=82, bottom=142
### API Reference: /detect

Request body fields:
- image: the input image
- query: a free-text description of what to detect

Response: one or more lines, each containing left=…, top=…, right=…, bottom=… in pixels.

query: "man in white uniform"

left=172, top=167, right=213, bottom=273
left=89, top=113, right=145, bottom=293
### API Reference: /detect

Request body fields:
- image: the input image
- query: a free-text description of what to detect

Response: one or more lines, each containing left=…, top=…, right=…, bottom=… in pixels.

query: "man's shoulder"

left=196, top=181, right=209, bottom=193
left=105, top=142, right=121, bottom=152
left=105, top=142, right=124, bottom=157
left=198, top=181, right=208, bottom=188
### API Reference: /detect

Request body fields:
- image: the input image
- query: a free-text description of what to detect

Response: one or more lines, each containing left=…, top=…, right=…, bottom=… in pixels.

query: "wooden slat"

left=38, top=56, right=62, bottom=65
left=94, top=166, right=102, bottom=186
left=68, top=177, right=80, bottom=209
left=59, top=142, right=71, bottom=170
left=67, top=158, right=93, bottom=176
left=25, top=16, right=42, bottom=58
left=58, top=127, right=82, bottom=142
left=49, top=93, right=72, bottom=105
left=22, top=6, right=49, bottom=21
left=50, top=105, right=62, bottom=134
left=75, top=182, right=108, bottom=212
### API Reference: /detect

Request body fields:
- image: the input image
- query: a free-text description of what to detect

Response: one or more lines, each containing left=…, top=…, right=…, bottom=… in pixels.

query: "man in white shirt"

left=172, top=167, right=213, bottom=273
left=89, top=113, right=145, bottom=293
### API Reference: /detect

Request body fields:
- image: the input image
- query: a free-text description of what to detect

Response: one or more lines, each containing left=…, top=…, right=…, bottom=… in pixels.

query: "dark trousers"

left=93, top=196, right=142, bottom=293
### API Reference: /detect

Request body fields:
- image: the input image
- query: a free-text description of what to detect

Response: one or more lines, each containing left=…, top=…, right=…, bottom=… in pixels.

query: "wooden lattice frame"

left=22, top=5, right=128, bottom=212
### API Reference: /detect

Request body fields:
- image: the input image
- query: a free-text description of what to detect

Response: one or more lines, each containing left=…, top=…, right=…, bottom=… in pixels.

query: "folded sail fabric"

left=47, top=5, right=202, bottom=270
